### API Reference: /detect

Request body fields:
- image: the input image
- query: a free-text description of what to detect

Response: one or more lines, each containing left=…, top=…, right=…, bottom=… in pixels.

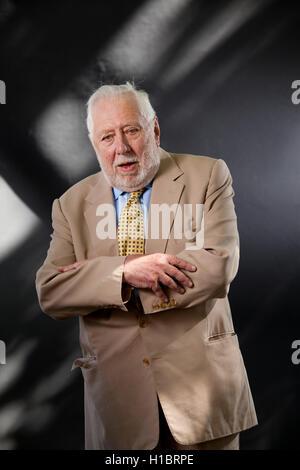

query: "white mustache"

left=114, top=156, right=139, bottom=167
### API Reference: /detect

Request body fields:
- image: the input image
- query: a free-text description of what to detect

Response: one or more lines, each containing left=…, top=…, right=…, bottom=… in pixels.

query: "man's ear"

left=154, top=116, right=160, bottom=146
left=88, top=132, right=96, bottom=151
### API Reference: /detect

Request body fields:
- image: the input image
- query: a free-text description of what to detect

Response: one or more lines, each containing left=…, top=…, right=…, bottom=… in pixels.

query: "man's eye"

left=127, top=128, right=138, bottom=134
left=102, top=135, right=113, bottom=141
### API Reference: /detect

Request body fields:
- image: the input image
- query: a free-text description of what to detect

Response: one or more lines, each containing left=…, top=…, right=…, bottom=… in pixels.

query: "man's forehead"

left=92, top=94, right=145, bottom=131
left=93, top=93, right=141, bottom=116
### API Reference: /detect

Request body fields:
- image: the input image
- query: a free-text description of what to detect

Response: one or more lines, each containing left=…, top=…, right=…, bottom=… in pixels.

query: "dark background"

left=0, top=0, right=299, bottom=449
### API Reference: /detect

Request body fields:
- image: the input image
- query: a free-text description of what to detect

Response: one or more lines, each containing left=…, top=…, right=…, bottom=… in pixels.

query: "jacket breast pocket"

left=206, top=331, right=237, bottom=344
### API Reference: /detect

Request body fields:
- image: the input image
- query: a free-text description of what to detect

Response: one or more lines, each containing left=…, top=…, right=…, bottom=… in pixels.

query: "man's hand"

left=58, top=259, right=91, bottom=272
left=123, top=253, right=197, bottom=302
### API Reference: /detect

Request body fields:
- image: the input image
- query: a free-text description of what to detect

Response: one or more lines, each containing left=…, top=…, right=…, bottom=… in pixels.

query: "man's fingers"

left=166, top=265, right=194, bottom=288
left=58, top=263, right=78, bottom=272
left=159, top=273, right=185, bottom=294
left=58, top=258, right=91, bottom=273
left=58, top=266, right=74, bottom=272
left=152, top=282, right=168, bottom=303
left=168, top=255, right=197, bottom=272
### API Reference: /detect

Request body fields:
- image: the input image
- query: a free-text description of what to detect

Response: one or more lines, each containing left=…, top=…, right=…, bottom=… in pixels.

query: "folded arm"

left=35, top=198, right=131, bottom=321
left=138, top=158, right=240, bottom=314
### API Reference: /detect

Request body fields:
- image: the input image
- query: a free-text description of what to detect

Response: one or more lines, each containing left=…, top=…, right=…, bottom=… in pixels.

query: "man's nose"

left=115, top=132, right=130, bottom=154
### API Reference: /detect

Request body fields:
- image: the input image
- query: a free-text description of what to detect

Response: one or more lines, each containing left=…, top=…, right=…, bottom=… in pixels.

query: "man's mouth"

left=117, top=162, right=138, bottom=172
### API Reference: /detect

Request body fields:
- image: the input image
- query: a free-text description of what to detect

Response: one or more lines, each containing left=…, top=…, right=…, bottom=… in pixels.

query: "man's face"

left=89, top=93, right=161, bottom=191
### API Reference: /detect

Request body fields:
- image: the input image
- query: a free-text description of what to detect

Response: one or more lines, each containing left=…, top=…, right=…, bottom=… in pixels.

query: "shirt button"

left=142, top=358, right=150, bottom=366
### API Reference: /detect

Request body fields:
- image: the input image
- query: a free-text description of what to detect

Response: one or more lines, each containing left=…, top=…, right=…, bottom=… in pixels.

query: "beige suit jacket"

left=36, top=148, right=258, bottom=450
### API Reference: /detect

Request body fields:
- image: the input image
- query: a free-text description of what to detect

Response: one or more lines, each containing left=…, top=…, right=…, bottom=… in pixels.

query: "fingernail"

left=192, top=266, right=197, bottom=271
left=180, top=288, right=185, bottom=294
left=189, top=281, right=193, bottom=287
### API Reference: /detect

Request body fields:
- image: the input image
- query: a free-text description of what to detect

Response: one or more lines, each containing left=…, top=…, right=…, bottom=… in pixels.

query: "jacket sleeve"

left=35, top=198, right=131, bottom=321
left=138, top=158, right=240, bottom=314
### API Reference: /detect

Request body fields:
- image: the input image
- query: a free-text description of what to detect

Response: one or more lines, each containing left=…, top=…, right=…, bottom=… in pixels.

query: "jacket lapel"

left=84, top=173, right=120, bottom=256
left=145, top=148, right=184, bottom=254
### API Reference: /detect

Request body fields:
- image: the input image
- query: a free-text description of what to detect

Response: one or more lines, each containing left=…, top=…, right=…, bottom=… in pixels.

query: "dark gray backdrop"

left=0, top=0, right=299, bottom=449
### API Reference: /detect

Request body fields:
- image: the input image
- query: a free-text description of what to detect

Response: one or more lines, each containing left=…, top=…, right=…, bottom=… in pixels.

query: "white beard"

left=99, top=141, right=160, bottom=191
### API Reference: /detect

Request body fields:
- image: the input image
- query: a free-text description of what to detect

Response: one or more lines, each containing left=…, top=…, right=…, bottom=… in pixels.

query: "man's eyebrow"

left=123, top=121, right=141, bottom=128
left=97, top=128, right=113, bottom=137
left=97, top=122, right=142, bottom=137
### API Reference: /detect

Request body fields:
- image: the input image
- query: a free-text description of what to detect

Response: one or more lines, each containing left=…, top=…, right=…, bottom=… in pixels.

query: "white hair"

left=86, top=81, right=156, bottom=134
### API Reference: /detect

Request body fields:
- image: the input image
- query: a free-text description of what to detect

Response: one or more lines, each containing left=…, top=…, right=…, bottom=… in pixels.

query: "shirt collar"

left=112, top=180, right=153, bottom=201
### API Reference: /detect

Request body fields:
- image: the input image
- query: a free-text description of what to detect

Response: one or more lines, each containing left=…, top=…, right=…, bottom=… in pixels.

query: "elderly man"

left=36, top=82, right=257, bottom=450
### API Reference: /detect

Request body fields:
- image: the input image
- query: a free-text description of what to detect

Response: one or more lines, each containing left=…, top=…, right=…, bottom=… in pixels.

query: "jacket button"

left=139, top=319, right=148, bottom=328
left=142, top=358, right=150, bottom=366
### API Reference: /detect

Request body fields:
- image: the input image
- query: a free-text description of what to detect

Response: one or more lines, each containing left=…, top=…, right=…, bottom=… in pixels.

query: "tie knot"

left=128, top=188, right=145, bottom=203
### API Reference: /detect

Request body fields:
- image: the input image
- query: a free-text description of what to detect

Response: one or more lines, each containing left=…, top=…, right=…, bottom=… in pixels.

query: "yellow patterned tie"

left=117, top=189, right=146, bottom=255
